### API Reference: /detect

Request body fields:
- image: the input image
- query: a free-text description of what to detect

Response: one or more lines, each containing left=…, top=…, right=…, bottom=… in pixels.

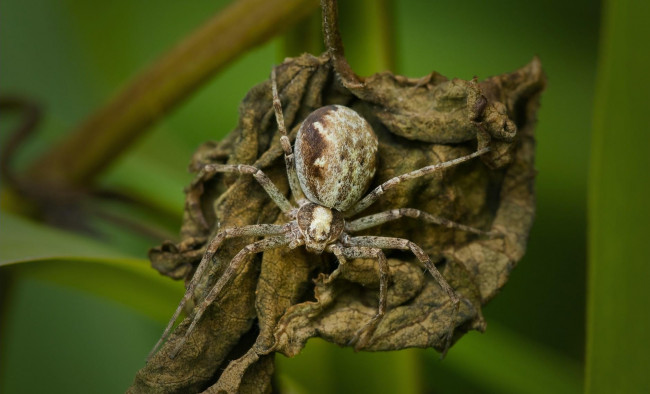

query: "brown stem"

left=27, top=0, right=319, bottom=188
left=321, top=0, right=363, bottom=88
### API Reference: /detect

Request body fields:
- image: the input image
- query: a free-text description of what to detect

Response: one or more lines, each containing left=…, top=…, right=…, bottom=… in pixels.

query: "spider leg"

left=344, top=235, right=459, bottom=357
left=170, top=233, right=295, bottom=359
left=271, top=67, right=308, bottom=206
left=343, top=147, right=490, bottom=217
left=338, top=246, right=389, bottom=350
left=189, top=164, right=294, bottom=228
left=148, top=224, right=291, bottom=360
left=346, top=208, right=495, bottom=236
left=327, top=243, right=347, bottom=267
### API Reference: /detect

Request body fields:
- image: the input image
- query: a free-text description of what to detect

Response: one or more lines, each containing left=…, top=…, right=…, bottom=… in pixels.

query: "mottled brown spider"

left=150, top=68, right=493, bottom=360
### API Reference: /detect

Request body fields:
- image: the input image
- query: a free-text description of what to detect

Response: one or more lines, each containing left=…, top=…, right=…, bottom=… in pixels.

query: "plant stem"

left=320, top=0, right=363, bottom=87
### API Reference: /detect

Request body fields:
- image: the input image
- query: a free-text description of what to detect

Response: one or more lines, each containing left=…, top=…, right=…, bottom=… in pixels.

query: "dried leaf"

left=130, top=53, right=545, bottom=393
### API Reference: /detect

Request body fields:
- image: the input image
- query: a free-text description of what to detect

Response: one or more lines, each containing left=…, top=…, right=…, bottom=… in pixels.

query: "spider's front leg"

left=343, top=235, right=460, bottom=357
left=271, top=67, right=308, bottom=206
left=149, top=223, right=293, bottom=359
left=188, top=163, right=295, bottom=229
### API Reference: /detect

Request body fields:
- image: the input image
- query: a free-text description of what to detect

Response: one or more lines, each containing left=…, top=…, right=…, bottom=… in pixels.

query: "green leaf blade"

left=1, top=211, right=183, bottom=323
left=587, top=0, right=650, bottom=392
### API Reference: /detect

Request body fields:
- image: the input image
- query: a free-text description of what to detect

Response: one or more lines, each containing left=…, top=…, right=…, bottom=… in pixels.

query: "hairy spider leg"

left=342, top=209, right=495, bottom=351
left=327, top=243, right=347, bottom=267
left=148, top=223, right=290, bottom=359
left=189, top=164, right=294, bottom=229
left=150, top=162, right=295, bottom=359
left=340, top=246, right=389, bottom=350
left=345, top=208, right=495, bottom=236
left=344, top=147, right=491, bottom=218
left=170, top=234, right=297, bottom=359
left=344, top=235, right=460, bottom=357
left=271, top=67, right=307, bottom=206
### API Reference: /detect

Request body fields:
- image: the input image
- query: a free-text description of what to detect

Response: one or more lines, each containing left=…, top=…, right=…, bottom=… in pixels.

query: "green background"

left=1, top=0, right=647, bottom=393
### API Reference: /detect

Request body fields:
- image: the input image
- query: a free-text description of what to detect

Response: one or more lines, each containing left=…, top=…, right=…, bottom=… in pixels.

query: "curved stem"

left=321, top=0, right=363, bottom=87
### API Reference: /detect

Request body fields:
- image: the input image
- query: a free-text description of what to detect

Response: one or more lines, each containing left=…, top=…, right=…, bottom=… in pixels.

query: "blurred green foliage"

left=587, top=0, right=650, bottom=393
left=3, top=0, right=640, bottom=392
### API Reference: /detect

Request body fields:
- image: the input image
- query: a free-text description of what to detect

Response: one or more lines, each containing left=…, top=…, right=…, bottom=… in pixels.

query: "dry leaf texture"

left=130, top=53, right=545, bottom=393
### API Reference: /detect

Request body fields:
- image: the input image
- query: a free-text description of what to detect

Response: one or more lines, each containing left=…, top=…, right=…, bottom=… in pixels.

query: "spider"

left=150, top=68, right=493, bottom=359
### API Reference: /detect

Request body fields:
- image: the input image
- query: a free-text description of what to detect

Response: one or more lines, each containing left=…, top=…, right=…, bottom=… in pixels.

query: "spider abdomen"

left=295, top=105, right=378, bottom=212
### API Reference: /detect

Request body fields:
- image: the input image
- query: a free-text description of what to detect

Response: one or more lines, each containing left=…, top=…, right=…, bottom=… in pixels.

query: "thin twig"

left=321, top=0, right=363, bottom=88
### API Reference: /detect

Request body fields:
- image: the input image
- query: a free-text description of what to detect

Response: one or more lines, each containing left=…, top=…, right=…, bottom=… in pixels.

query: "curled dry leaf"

left=131, top=53, right=545, bottom=393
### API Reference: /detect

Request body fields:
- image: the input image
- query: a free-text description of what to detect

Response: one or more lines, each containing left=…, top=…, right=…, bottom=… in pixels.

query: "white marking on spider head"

left=297, top=203, right=344, bottom=254
left=308, top=205, right=333, bottom=242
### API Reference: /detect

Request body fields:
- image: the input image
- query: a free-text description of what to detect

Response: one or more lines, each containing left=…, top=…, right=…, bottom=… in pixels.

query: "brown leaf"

left=131, top=53, right=545, bottom=393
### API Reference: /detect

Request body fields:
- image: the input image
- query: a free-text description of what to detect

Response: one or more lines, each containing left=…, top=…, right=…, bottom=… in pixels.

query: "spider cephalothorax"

left=297, top=203, right=344, bottom=254
left=149, top=68, right=494, bottom=359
